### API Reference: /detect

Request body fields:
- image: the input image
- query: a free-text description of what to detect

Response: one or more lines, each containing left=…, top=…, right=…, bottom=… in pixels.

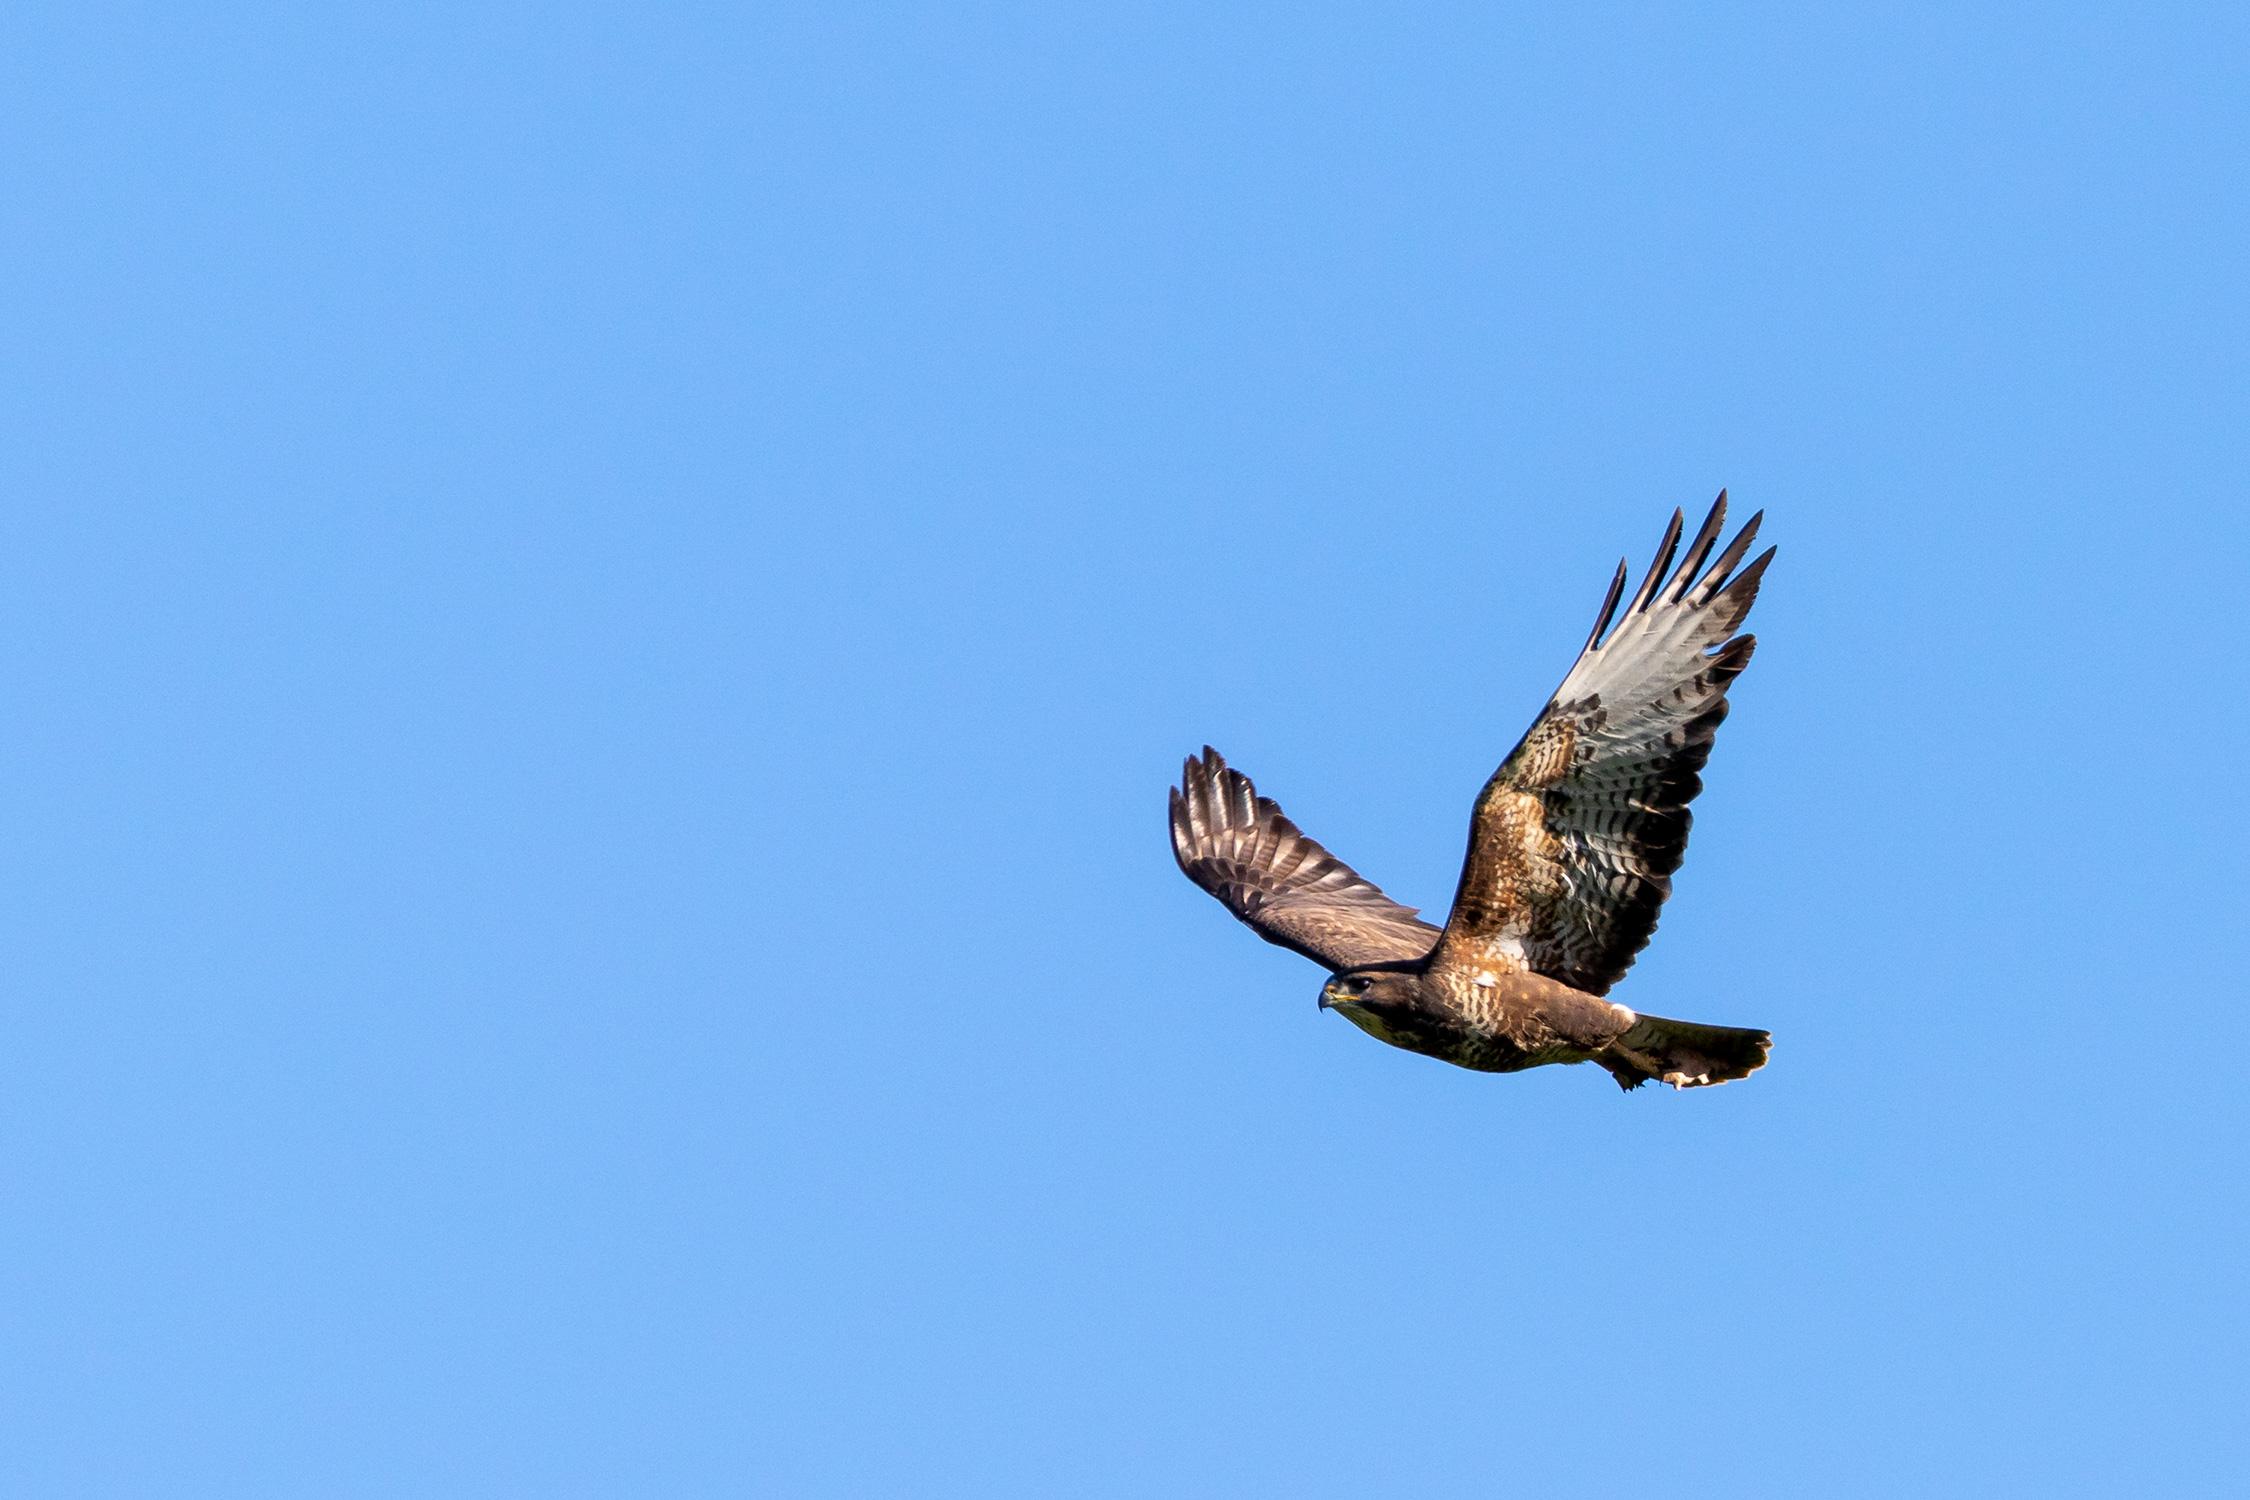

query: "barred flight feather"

left=1169, top=747, right=1440, bottom=972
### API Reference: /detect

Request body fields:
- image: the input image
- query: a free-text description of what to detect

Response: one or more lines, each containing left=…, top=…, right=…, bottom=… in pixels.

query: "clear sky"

left=7, top=4, right=2247, bottom=1495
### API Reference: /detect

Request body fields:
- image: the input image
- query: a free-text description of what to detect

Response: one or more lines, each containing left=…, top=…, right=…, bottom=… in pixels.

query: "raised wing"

left=1434, top=494, right=1772, bottom=995
left=1170, top=747, right=1439, bottom=972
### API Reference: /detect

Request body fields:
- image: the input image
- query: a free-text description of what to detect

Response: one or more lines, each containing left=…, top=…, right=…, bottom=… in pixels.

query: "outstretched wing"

left=1170, top=747, right=1439, bottom=972
left=1433, top=494, right=1773, bottom=996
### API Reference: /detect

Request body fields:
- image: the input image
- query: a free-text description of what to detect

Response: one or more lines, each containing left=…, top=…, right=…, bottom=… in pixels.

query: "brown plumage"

left=1168, top=494, right=1774, bottom=1090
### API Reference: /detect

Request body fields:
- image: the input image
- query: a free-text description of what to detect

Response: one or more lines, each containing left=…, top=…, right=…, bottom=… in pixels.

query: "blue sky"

left=7, top=4, right=2247, bottom=1495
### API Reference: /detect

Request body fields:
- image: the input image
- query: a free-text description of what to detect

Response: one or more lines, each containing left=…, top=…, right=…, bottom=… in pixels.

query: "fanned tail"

left=1601, top=1013, right=1771, bottom=1091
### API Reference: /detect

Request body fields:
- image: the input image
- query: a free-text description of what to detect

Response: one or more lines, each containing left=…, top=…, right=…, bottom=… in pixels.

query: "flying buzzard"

left=1169, top=494, right=1774, bottom=1090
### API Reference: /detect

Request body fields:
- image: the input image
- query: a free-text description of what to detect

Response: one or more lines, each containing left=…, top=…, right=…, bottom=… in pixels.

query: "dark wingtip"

left=1697, top=511, right=1768, bottom=600
left=1732, top=544, right=1777, bottom=595
left=1581, top=558, right=1630, bottom=654
left=1670, top=494, right=1732, bottom=604
left=1631, top=508, right=1687, bottom=614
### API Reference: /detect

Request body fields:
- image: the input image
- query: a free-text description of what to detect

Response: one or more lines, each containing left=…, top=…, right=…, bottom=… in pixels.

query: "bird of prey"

left=1169, top=494, right=1774, bottom=1090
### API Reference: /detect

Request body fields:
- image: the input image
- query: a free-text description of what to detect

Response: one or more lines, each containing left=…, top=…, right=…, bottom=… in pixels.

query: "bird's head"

left=1319, top=966, right=1426, bottom=1045
left=1318, top=967, right=1422, bottom=1014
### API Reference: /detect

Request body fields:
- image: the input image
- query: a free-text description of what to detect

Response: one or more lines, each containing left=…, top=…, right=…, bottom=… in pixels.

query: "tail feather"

left=1602, top=1013, right=1771, bottom=1091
